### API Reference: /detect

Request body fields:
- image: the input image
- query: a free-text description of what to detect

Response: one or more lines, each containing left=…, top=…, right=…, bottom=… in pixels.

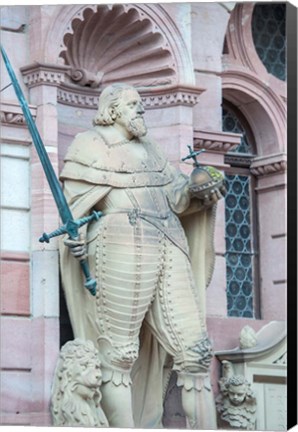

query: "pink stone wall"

left=0, top=2, right=287, bottom=427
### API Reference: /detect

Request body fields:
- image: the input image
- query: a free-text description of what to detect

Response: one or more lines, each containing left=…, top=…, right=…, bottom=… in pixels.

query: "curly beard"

left=126, top=116, right=148, bottom=138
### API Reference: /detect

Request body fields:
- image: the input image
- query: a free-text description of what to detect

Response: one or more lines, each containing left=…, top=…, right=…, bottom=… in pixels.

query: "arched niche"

left=43, top=4, right=195, bottom=88
left=224, top=2, right=286, bottom=98
left=222, top=71, right=286, bottom=156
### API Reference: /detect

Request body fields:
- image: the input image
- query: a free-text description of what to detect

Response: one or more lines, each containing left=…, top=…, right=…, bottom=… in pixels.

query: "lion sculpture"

left=51, top=338, right=108, bottom=427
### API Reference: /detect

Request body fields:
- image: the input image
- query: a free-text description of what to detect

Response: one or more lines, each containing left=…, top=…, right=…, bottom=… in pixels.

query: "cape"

left=59, top=127, right=217, bottom=427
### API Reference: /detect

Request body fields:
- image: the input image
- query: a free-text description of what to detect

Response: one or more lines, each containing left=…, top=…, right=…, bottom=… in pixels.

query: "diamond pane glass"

left=252, top=3, right=286, bottom=81
left=222, top=108, right=254, bottom=154
left=223, top=107, right=254, bottom=317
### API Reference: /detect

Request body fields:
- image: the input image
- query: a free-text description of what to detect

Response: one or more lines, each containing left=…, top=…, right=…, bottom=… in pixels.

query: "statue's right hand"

left=64, top=235, right=86, bottom=260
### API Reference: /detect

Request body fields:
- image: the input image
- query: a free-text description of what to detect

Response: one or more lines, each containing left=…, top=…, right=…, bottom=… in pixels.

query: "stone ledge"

left=250, top=153, right=287, bottom=177
left=194, top=129, right=242, bottom=153
left=20, top=62, right=70, bottom=88
left=140, top=84, right=205, bottom=109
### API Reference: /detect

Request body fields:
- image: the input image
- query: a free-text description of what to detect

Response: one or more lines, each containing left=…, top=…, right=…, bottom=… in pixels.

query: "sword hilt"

left=39, top=211, right=103, bottom=242
left=39, top=226, right=67, bottom=243
left=39, top=210, right=103, bottom=296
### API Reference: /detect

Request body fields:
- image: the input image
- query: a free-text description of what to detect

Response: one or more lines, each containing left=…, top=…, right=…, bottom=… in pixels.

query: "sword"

left=1, top=45, right=101, bottom=296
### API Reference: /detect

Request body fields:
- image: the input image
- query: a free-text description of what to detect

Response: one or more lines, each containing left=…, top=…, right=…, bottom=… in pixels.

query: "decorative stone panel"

left=1, top=101, right=36, bottom=126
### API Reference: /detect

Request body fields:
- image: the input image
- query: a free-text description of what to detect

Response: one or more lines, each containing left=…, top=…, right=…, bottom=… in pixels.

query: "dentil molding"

left=20, top=63, right=70, bottom=88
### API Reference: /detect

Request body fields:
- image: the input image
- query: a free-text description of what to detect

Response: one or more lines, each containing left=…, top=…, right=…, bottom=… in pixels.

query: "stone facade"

left=0, top=2, right=287, bottom=428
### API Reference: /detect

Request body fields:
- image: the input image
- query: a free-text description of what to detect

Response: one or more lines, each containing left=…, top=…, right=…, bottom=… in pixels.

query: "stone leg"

left=100, top=378, right=135, bottom=427
left=177, top=372, right=217, bottom=429
left=100, top=370, right=134, bottom=428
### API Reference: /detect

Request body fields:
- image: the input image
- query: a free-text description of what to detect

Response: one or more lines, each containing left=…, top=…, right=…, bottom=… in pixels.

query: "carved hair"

left=223, top=375, right=256, bottom=404
left=93, top=83, right=135, bottom=126
left=228, top=375, right=248, bottom=387
left=51, top=339, right=107, bottom=427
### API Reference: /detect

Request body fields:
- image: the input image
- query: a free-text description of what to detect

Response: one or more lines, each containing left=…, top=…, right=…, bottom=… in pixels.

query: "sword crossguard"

left=39, top=211, right=103, bottom=243
left=39, top=210, right=103, bottom=296
left=181, top=145, right=205, bottom=167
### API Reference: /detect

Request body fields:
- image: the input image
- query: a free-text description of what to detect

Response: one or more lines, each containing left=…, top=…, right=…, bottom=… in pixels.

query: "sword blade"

left=1, top=45, right=73, bottom=227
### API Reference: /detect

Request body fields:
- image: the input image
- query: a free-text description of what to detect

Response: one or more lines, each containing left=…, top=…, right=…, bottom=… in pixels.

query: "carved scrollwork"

left=1, top=111, right=26, bottom=125
left=68, top=68, right=104, bottom=88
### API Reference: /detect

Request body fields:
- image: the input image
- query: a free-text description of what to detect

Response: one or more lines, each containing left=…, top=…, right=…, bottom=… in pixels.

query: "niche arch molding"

left=222, top=70, right=286, bottom=157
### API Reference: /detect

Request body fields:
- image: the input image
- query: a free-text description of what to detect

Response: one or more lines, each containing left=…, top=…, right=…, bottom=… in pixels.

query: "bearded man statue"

left=59, top=82, right=226, bottom=429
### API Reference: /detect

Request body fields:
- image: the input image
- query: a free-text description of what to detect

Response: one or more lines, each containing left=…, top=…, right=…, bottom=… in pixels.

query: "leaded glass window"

left=223, top=106, right=256, bottom=317
left=252, top=3, right=286, bottom=81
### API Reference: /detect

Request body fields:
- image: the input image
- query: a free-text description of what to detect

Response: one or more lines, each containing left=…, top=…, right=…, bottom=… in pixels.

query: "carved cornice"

left=250, top=154, right=287, bottom=177
left=20, top=63, right=70, bottom=89
left=193, top=129, right=242, bottom=153
left=57, top=83, right=205, bottom=109
left=140, top=85, right=205, bottom=109
left=225, top=153, right=254, bottom=168
left=0, top=101, right=36, bottom=126
left=57, top=83, right=99, bottom=108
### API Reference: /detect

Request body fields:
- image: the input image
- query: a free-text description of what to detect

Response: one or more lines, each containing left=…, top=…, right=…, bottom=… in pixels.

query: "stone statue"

left=59, top=82, right=226, bottom=428
left=216, top=361, right=257, bottom=430
left=51, top=339, right=108, bottom=427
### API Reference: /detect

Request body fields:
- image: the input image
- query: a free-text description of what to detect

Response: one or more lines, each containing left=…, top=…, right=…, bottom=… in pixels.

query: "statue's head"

left=226, top=376, right=248, bottom=406
left=93, top=83, right=147, bottom=138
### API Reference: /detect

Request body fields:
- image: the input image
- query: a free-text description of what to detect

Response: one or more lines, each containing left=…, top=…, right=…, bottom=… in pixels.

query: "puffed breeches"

left=87, top=214, right=211, bottom=380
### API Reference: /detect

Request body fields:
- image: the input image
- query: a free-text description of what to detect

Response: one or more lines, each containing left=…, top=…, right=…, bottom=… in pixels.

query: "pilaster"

left=250, top=154, right=287, bottom=320
left=20, top=62, right=68, bottom=424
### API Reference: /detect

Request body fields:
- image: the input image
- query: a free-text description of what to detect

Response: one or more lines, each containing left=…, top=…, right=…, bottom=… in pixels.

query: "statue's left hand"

left=202, top=183, right=227, bottom=206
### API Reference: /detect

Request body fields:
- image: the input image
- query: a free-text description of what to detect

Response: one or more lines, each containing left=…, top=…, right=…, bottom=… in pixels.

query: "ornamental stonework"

left=58, top=4, right=177, bottom=89
left=194, top=129, right=242, bottom=154
left=250, top=160, right=287, bottom=176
